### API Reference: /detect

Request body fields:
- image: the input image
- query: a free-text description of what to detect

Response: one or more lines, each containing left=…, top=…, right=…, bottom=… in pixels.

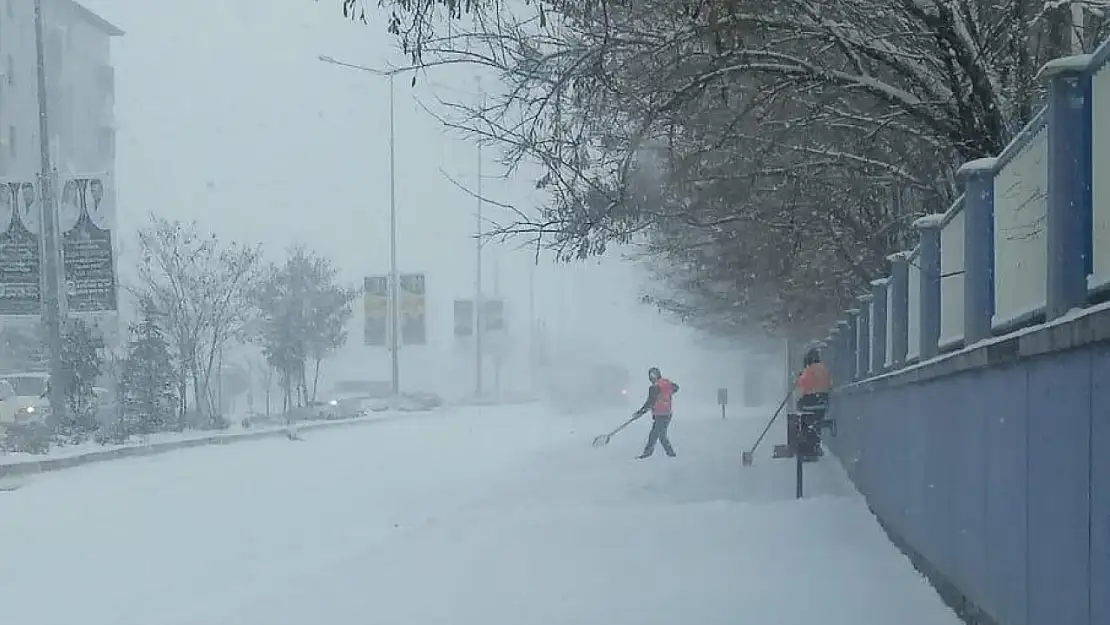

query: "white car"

left=0, top=372, right=51, bottom=425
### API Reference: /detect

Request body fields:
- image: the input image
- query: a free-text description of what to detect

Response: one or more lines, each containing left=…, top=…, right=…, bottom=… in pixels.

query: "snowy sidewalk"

left=0, top=403, right=961, bottom=625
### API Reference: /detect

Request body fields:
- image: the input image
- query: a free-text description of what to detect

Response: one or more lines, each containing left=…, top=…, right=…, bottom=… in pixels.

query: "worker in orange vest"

left=795, top=348, right=832, bottom=405
left=794, top=348, right=832, bottom=458
left=634, top=367, right=680, bottom=459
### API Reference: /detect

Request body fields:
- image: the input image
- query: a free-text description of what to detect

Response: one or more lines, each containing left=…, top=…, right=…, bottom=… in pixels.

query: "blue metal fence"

left=823, top=43, right=1110, bottom=625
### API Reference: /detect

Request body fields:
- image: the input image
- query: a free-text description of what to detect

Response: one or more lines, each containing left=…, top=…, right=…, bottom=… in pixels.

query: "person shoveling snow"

left=632, top=367, right=679, bottom=459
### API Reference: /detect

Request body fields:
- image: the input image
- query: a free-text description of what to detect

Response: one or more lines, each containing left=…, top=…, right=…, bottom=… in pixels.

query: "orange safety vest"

left=796, top=363, right=832, bottom=395
left=652, top=378, right=675, bottom=415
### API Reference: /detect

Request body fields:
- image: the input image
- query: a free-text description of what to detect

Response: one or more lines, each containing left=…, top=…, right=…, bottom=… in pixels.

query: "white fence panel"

left=1092, top=63, right=1110, bottom=291
left=867, top=299, right=876, bottom=375
left=907, top=256, right=922, bottom=360
left=940, top=208, right=965, bottom=348
left=885, top=281, right=894, bottom=367
left=992, top=123, right=1048, bottom=329
left=856, top=314, right=864, bottom=367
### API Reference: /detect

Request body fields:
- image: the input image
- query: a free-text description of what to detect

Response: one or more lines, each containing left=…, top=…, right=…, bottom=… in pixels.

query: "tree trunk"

left=298, top=361, right=308, bottom=407
left=191, top=365, right=205, bottom=426
left=265, top=365, right=272, bottom=417
left=311, top=357, right=322, bottom=404
left=281, top=370, right=290, bottom=418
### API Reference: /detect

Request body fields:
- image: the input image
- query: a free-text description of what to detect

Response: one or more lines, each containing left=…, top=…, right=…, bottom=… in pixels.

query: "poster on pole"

left=453, top=299, right=473, bottom=338
left=363, top=275, right=388, bottom=346
left=0, top=180, right=41, bottom=316
left=400, top=273, right=426, bottom=345
left=483, top=298, right=504, bottom=331
left=61, top=175, right=117, bottom=313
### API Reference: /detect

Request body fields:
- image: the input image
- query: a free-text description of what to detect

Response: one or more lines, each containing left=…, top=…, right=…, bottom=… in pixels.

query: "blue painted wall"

left=828, top=341, right=1108, bottom=625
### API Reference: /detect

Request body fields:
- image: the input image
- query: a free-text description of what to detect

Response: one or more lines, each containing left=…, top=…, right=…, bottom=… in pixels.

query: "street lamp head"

left=317, top=54, right=420, bottom=77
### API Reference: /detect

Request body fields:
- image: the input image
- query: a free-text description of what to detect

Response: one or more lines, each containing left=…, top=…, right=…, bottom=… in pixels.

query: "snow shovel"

left=741, top=389, right=793, bottom=466
left=592, top=414, right=642, bottom=447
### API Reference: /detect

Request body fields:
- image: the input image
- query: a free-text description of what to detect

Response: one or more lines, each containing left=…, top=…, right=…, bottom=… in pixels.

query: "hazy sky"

left=78, top=0, right=733, bottom=398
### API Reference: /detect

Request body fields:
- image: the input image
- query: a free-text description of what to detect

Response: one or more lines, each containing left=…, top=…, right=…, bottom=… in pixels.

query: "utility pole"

left=528, top=261, right=536, bottom=394
left=33, top=0, right=67, bottom=427
left=474, top=134, right=484, bottom=399
left=493, top=251, right=501, bottom=400
left=388, top=71, right=400, bottom=397
left=474, top=77, right=484, bottom=399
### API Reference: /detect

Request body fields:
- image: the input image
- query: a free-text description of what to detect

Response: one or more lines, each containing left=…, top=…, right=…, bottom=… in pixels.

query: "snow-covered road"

left=0, top=403, right=961, bottom=625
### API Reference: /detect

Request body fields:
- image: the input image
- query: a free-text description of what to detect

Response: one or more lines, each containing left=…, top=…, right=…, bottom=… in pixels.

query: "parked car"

left=0, top=372, right=50, bottom=426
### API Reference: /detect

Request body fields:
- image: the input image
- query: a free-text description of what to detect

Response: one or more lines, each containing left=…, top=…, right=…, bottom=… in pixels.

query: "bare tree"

left=253, top=247, right=356, bottom=411
left=339, top=0, right=1110, bottom=336
left=135, top=216, right=263, bottom=425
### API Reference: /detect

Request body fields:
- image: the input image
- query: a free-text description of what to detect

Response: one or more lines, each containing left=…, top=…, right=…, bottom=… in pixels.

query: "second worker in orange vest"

left=634, top=367, right=680, bottom=459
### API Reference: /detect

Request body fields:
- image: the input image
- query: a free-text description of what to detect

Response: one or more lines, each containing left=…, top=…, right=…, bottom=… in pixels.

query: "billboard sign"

left=363, top=275, right=388, bottom=346
left=483, top=298, right=504, bottom=331
left=399, top=273, right=426, bottom=345
left=0, top=181, right=41, bottom=316
left=61, top=175, right=117, bottom=313
left=454, top=299, right=473, bottom=338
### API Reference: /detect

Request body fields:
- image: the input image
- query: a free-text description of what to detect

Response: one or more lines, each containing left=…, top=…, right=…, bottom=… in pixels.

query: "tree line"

left=0, top=215, right=356, bottom=453
left=339, top=0, right=1109, bottom=340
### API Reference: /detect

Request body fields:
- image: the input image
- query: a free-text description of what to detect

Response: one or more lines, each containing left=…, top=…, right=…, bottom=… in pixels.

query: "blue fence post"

left=836, top=320, right=851, bottom=383
left=823, top=327, right=837, bottom=378
left=957, top=159, right=997, bottom=344
left=887, top=252, right=909, bottom=367
left=1040, top=55, right=1094, bottom=320
left=845, top=310, right=861, bottom=381
left=857, top=295, right=873, bottom=378
left=914, top=216, right=943, bottom=359
left=871, top=279, right=889, bottom=373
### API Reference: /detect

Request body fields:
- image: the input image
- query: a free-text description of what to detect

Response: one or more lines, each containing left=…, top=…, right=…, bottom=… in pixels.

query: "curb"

left=0, top=412, right=412, bottom=479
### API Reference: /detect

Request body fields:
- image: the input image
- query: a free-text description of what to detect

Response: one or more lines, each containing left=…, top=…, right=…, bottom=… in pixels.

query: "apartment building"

left=0, top=0, right=123, bottom=178
left=0, top=0, right=123, bottom=348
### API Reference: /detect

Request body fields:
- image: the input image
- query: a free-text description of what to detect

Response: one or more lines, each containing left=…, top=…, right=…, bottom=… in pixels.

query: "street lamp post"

left=475, top=131, right=484, bottom=399
left=318, top=55, right=413, bottom=396
left=33, top=0, right=67, bottom=426
left=387, top=71, right=399, bottom=397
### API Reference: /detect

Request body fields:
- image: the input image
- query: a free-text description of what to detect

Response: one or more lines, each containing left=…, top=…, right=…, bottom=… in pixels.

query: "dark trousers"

left=795, top=393, right=829, bottom=458
left=642, top=414, right=675, bottom=456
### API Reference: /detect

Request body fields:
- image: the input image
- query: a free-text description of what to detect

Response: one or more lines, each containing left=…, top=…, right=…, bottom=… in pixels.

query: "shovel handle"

left=609, top=413, right=641, bottom=436
left=746, top=389, right=793, bottom=456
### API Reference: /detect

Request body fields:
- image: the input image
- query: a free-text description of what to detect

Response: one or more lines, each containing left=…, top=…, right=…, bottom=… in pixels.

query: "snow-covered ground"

left=0, top=402, right=961, bottom=625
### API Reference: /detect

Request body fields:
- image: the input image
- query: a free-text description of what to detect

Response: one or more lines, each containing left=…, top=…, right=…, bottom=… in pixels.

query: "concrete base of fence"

left=0, top=411, right=424, bottom=480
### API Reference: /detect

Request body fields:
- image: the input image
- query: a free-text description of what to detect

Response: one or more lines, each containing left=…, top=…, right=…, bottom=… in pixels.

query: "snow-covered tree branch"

left=342, top=0, right=1110, bottom=337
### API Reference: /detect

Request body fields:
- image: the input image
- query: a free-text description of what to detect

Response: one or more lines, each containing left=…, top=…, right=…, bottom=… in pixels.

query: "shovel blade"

left=741, top=451, right=753, bottom=466
left=772, top=444, right=794, bottom=459
left=592, top=435, right=610, bottom=447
